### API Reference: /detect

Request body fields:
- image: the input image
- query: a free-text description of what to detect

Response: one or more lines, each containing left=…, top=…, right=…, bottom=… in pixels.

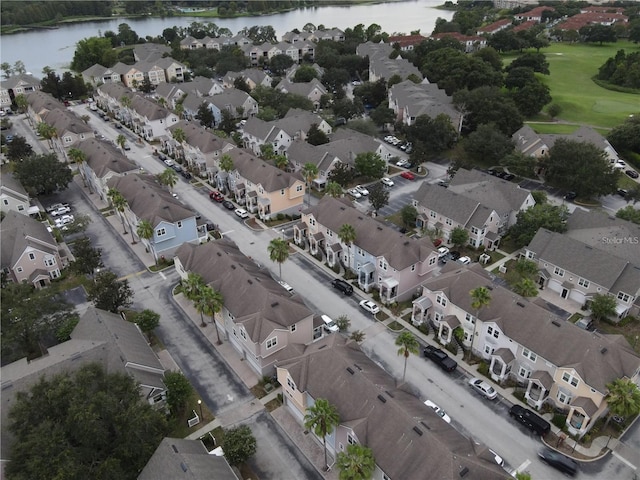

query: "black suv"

left=509, top=404, right=550, bottom=435
left=423, top=345, right=457, bottom=372
left=331, top=279, right=353, bottom=295
left=538, top=448, right=578, bottom=476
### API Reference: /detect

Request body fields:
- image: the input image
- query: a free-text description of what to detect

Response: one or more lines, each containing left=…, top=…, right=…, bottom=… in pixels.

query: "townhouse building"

left=476, top=18, right=513, bottom=36
left=1, top=73, right=41, bottom=112
left=275, top=78, right=327, bottom=110
left=1, top=174, right=37, bottom=216
left=107, top=173, right=206, bottom=259
left=388, top=34, right=427, bottom=51
left=1, top=307, right=167, bottom=458
left=165, top=122, right=235, bottom=177
left=430, top=32, right=488, bottom=53
left=356, top=41, right=423, bottom=82
left=25, top=90, right=65, bottom=124
left=242, top=108, right=331, bottom=156
left=524, top=228, right=640, bottom=319
left=388, top=80, right=462, bottom=131
left=276, top=335, right=510, bottom=480
left=207, top=88, right=258, bottom=123
left=448, top=168, right=536, bottom=232
left=213, top=148, right=305, bottom=219
left=223, top=69, right=272, bottom=90
left=1, top=210, right=70, bottom=287
left=325, top=128, right=394, bottom=165
left=284, top=139, right=341, bottom=190
left=81, top=63, right=122, bottom=87
left=76, top=138, right=139, bottom=201
left=133, top=43, right=172, bottom=62
left=41, top=108, right=94, bottom=159
left=513, top=6, right=554, bottom=22
left=413, top=183, right=502, bottom=250
left=174, top=239, right=323, bottom=377
left=412, top=264, right=640, bottom=438
left=295, top=196, right=439, bottom=302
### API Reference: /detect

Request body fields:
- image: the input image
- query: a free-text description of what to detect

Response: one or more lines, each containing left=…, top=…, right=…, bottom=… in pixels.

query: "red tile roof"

left=388, top=34, right=426, bottom=48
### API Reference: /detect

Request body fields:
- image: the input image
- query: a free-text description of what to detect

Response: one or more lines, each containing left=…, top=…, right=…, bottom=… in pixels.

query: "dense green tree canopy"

left=542, top=139, right=620, bottom=199
left=354, top=152, right=386, bottom=179
left=462, top=123, right=514, bottom=164
left=453, top=86, right=523, bottom=135
left=14, top=153, right=73, bottom=195
left=597, top=49, right=640, bottom=89
left=87, top=270, right=134, bottom=313
left=71, top=36, right=117, bottom=72
left=508, top=204, right=569, bottom=248
left=607, top=115, right=640, bottom=154
left=5, top=363, right=167, bottom=480
left=222, top=425, right=257, bottom=466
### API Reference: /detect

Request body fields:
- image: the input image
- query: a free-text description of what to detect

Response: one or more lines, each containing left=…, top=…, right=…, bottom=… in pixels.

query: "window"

left=240, top=328, right=247, bottom=340
left=465, top=313, right=475, bottom=324
left=156, top=228, right=166, bottom=236
left=553, top=266, right=565, bottom=277
left=578, top=278, right=589, bottom=288
left=17, top=205, right=24, bottom=211
left=430, top=211, right=436, bottom=218
left=522, top=349, right=537, bottom=362
left=484, top=345, right=494, bottom=355
left=357, top=248, right=364, bottom=256
left=429, top=257, right=436, bottom=266
left=436, top=295, right=447, bottom=307
left=290, top=324, right=297, bottom=332
left=557, top=391, right=570, bottom=404
left=266, top=337, right=277, bottom=349
left=379, top=260, right=387, bottom=271
left=296, top=185, right=303, bottom=192
left=44, top=257, right=56, bottom=267
left=177, top=221, right=182, bottom=228
left=617, top=292, right=631, bottom=303
left=16, top=267, right=23, bottom=273
left=411, top=264, right=416, bottom=271
left=471, top=226, right=479, bottom=234
left=562, top=372, right=579, bottom=388
left=347, top=434, right=356, bottom=445
left=433, top=312, right=442, bottom=322
left=28, top=253, right=35, bottom=260
left=445, top=218, right=453, bottom=226
left=287, top=377, right=295, bottom=390
left=2, top=199, right=7, bottom=205
left=518, top=367, right=531, bottom=378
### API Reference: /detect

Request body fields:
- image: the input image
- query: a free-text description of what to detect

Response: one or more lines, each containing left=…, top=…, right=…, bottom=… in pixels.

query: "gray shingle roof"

left=175, top=240, right=313, bottom=343
left=138, top=438, right=238, bottom=480
left=77, top=138, right=138, bottom=177
left=448, top=168, right=532, bottom=216
left=42, top=108, right=93, bottom=136
left=286, top=139, right=335, bottom=170
left=276, top=78, right=326, bottom=97
left=106, top=174, right=195, bottom=227
left=1, top=73, right=41, bottom=90
left=512, top=125, right=547, bottom=155
left=1, top=173, right=28, bottom=199
left=225, top=148, right=300, bottom=192
left=527, top=228, right=635, bottom=291
left=279, top=336, right=510, bottom=480
left=414, top=183, right=494, bottom=228
left=422, top=264, right=640, bottom=392
left=1, top=210, right=58, bottom=269
left=26, top=90, right=65, bottom=114
left=167, top=121, right=231, bottom=155
left=304, top=196, right=436, bottom=270
left=390, top=80, right=460, bottom=126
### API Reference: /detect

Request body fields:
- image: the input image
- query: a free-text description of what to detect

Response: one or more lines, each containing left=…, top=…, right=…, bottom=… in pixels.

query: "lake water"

left=0, top=0, right=452, bottom=75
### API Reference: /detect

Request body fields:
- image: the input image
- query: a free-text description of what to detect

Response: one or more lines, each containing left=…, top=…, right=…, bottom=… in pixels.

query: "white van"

left=321, top=314, right=339, bottom=333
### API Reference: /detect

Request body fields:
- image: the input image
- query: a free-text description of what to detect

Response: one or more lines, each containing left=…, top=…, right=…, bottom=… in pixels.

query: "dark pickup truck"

left=509, top=404, right=551, bottom=435
left=331, top=278, right=353, bottom=296
left=423, top=345, right=457, bottom=372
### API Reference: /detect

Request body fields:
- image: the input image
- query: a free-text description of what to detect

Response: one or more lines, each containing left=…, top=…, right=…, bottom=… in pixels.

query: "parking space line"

left=117, top=270, right=147, bottom=281
left=515, top=459, right=531, bottom=473
left=612, top=451, right=637, bottom=470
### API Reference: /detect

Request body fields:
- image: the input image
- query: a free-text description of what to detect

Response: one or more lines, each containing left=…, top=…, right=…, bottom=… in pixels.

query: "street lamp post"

left=281, top=229, right=285, bottom=240
left=197, top=399, right=203, bottom=421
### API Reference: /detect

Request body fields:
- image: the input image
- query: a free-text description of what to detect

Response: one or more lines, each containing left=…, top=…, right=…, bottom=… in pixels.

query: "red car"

left=400, top=171, right=415, bottom=180
left=209, top=191, right=224, bottom=202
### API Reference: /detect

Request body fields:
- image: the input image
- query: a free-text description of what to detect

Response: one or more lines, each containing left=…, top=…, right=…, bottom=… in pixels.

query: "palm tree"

left=175, top=102, right=184, bottom=120
left=513, top=278, right=538, bottom=298
left=15, top=93, right=29, bottom=123
left=172, top=127, right=186, bottom=161
left=116, top=134, right=127, bottom=152
left=219, top=153, right=234, bottom=192
left=395, top=331, right=419, bottom=383
left=301, top=162, right=319, bottom=206
left=136, top=219, right=155, bottom=262
left=108, top=188, right=129, bottom=235
left=67, top=147, right=88, bottom=188
left=336, top=444, right=375, bottom=480
left=37, top=122, right=56, bottom=150
left=157, top=97, right=167, bottom=108
left=202, top=285, right=224, bottom=345
left=468, top=286, right=492, bottom=361
left=268, top=238, right=289, bottom=280
left=304, top=398, right=340, bottom=471
left=193, top=290, right=209, bottom=328
left=182, top=272, right=205, bottom=301
left=274, top=154, right=288, bottom=170
left=325, top=181, right=343, bottom=198
left=350, top=330, right=366, bottom=343
left=338, top=223, right=357, bottom=272
left=158, top=168, right=178, bottom=193
left=605, top=378, right=640, bottom=428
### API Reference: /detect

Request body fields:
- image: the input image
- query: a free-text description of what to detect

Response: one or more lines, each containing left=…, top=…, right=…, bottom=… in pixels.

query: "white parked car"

left=381, top=177, right=394, bottom=187
left=234, top=208, right=249, bottom=219
left=46, top=202, right=70, bottom=213
left=164, top=158, right=175, bottom=167
left=355, top=185, right=369, bottom=196
left=458, top=256, right=471, bottom=265
left=50, top=205, right=71, bottom=216
left=468, top=377, right=498, bottom=400
left=424, top=400, right=451, bottom=424
left=348, top=188, right=362, bottom=199
left=54, top=214, right=74, bottom=227
left=278, top=280, right=294, bottom=294
left=396, top=159, right=409, bottom=167
left=437, top=246, right=449, bottom=258
left=359, top=300, right=380, bottom=315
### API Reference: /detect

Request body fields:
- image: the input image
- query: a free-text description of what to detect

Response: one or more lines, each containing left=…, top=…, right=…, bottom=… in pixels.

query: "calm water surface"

left=0, top=0, right=452, bottom=74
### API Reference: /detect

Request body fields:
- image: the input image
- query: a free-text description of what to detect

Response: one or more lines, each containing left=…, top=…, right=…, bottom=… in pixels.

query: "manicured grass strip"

left=527, top=123, right=580, bottom=135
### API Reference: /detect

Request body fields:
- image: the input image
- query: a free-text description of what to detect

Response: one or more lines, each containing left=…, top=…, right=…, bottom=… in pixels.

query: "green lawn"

left=538, top=42, right=640, bottom=128
left=526, top=123, right=579, bottom=134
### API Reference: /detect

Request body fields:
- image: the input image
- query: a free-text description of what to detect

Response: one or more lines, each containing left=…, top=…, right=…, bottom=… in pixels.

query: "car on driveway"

left=222, top=200, right=235, bottom=210
left=396, top=158, right=409, bottom=167
left=46, top=203, right=70, bottom=213
left=359, top=300, right=380, bottom=315
left=458, top=256, right=471, bottom=265
left=537, top=448, right=578, bottom=476
left=626, top=169, right=639, bottom=179
left=400, top=171, right=415, bottom=180
left=468, top=377, right=497, bottom=400
left=234, top=208, right=249, bottom=219
left=423, top=345, right=458, bottom=372
left=424, top=400, right=451, bottom=423
left=437, top=246, right=449, bottom=258
left=348, top=188, right=362, bottom=199
left=355, top=185, right=369, bottom=196
left=54, top=215, right=74, bottom=227
left=50, top=205, right=72, bottom=216
left=381, top=177, right=394, bottom=187
left=210, top=191, right=224, bottom=202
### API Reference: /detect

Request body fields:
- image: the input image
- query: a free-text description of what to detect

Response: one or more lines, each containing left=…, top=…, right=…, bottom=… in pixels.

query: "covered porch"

left=437, top=315, right=460, bottom=345
left=293, top=221, right=308, bottom=248
left=489, top=348, right=514, bottom=383
left=567, top=397, right=599, bottom=438
left=326, top=242, right=342, bottom=268
left=357, top=262, right=376, bottom=292
left=379, top=277, right=399, bottom=303
left=257, top=196, right=271, bottom=220
left=525, top=370, right=553, bottom=410
left=411, top=296, right=432, bottom=326
left=309, top=232, right=324, bottom=256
